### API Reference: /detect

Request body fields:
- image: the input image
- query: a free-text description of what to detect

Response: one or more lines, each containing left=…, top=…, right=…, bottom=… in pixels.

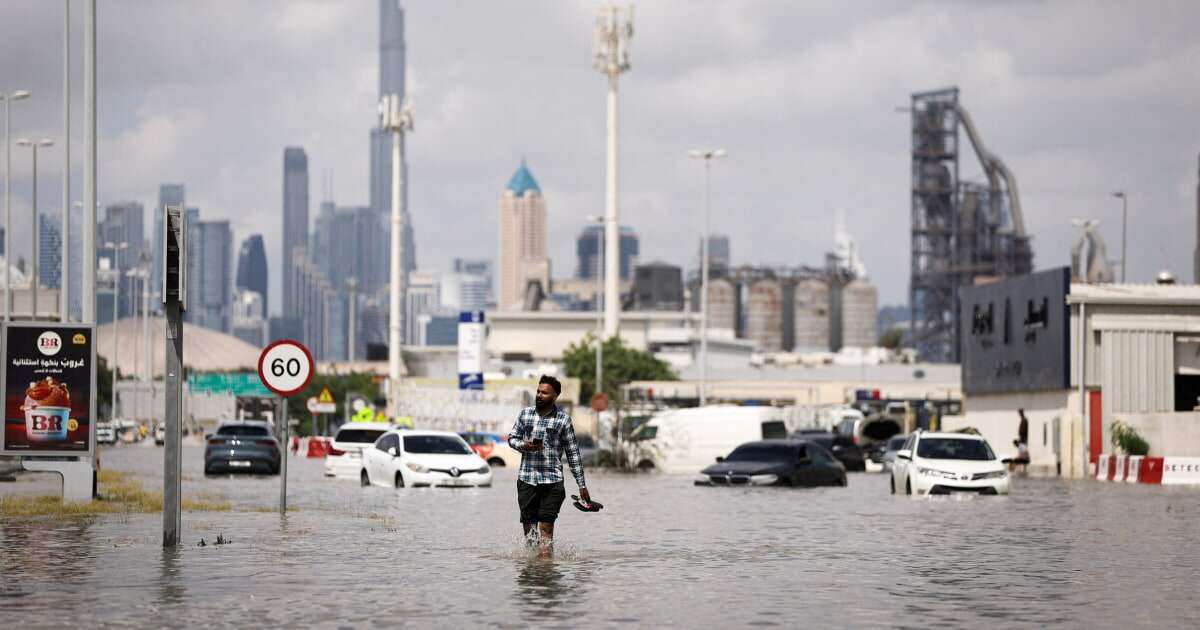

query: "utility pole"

left=83, top=0, right=96, bottom=324
left=17, top=139, right=54, bottom=319
left=379, top=94, right=412, bottom=420
left=593, top=5, right=632, bottom=340
left=62, top=0, right=71, bottom=322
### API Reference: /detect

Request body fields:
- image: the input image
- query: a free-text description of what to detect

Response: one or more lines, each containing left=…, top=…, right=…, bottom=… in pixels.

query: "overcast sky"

left=2, top=0, right=1198, bottom=314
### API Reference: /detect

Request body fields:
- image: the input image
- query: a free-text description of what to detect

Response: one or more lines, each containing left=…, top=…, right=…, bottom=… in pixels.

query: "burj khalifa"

left=369, top=0, right=416, bottom=291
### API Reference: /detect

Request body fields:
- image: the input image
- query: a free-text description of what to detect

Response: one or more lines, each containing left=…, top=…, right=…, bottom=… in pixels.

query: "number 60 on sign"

left=257, top=340, right=314, bottom=397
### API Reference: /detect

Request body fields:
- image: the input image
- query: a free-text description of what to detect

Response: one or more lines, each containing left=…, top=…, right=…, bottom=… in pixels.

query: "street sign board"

left=318, top=386, right=335, bottom=404
left=306, top=397, right=336, bottom=414
left=0, top=323, right=98, bottom=457
left=590, top=392, right=610, bottom=412
left=457, top=310, right=485, bottom=391
left=257, top=340, right=314, bottom=398
left=188, top=372, right=272, bottom=397
left=162, top=205, right=186, bottom=309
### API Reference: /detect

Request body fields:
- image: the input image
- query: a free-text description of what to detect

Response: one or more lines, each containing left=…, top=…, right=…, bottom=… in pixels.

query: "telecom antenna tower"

left=593, top=5, right=632, bottom=339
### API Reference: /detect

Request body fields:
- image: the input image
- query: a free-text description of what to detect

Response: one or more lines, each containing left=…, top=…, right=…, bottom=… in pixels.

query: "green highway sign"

left=187, top=372, right=272, bottom=397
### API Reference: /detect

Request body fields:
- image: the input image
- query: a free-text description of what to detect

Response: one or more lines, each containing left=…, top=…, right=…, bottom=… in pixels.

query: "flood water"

left=2, top=444, right=1198, bottom=628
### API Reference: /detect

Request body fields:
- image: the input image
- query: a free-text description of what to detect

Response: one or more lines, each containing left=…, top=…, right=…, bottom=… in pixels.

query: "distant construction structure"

left=910, top=87, right=1033, bottom=363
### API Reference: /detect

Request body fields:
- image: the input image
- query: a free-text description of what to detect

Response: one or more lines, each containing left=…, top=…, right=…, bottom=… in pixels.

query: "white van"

left=625, top=405, right=789, bottom=474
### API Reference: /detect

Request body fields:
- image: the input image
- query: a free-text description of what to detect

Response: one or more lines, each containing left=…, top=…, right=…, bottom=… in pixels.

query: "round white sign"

left=257, top=340, right=314, bottom=397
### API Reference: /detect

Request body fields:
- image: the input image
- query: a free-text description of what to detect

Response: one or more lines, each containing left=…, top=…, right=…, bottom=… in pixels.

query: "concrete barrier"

left=1094, top=454, right=1193, bottom=485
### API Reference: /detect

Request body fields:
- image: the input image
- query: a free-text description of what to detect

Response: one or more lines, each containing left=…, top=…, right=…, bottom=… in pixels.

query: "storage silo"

left=841, top=280, right=879, bottom=348
left=705, top=277, right=738, bottom=335
left=792, top=279, right=830, bottom=351
left=745, top=278, right=784, bottom=352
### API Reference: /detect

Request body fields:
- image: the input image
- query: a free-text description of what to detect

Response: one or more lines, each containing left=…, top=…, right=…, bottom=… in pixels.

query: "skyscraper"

left=38, top=213, right=62, bottom=290
left=98, top=201, right=145, bottom=319
left=283, top=147, right=309, bottom=314
left=236, top=234, right=268, bottom=316
left=153, top=183, right=184, bottom=303
left=498, top=161, right=550, bottom=310
left=192, top=220, right=233, bottom=333
left=370, top=0, right=415, bottom=289
left=698, top=234, right=731, bottom=275
left=577, top=223, right=638, bottom=280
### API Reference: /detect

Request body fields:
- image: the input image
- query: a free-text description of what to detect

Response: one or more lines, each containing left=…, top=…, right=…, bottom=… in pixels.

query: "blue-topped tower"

left=498, top=159, right=550, bottom=309
left=506, top=159, right=541, bottom=197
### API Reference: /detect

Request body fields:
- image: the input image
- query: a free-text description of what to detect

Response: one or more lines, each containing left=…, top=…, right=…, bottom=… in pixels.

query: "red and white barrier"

left=1093, top=454, right=1199, bottom=485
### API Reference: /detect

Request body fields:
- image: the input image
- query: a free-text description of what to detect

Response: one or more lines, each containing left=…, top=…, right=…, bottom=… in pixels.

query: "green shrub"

left=1110, top=420, right=1150, bottom=456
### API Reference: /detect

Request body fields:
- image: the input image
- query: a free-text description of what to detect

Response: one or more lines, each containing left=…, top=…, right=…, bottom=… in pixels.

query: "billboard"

left=457, top=311, right=486, bottom=390
left=959, top=267, right=1071, bottom=395
left=1, top=323, right=98, bottom=457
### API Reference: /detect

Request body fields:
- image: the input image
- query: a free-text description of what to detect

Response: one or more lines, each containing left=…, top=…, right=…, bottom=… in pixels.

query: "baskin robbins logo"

left=72, top=333, right=86, bottom=345
left=37, top=331, right=63, bottom=356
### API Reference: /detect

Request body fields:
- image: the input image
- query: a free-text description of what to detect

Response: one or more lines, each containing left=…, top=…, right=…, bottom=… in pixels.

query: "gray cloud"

left=1, top=0, right=1197, bottom=314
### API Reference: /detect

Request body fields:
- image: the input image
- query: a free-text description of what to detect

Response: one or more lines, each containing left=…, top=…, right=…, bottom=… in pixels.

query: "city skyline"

left=0, top=2, right=1197, bottom=312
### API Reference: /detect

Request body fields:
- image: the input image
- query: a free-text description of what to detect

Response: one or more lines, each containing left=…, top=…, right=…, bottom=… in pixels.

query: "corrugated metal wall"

left=1100, top=329, right=1174, bottom=434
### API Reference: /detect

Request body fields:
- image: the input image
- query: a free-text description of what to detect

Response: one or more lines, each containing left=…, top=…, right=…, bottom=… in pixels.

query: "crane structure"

left=909, top=87, right=1033, bottom=363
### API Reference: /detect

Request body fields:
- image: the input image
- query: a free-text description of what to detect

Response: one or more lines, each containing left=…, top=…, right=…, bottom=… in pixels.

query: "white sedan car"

left=361, top=430, right=492, bottom=489
left=891, top=431, right=1011, bottom=496
left=324, top=422, right=395, bottom=479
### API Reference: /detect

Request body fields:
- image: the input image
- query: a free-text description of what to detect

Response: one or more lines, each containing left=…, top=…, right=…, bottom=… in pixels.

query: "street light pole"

left=688, top=148, right=726, bottom=406
left=586, top=214, right=604, bottom=397
left=62, top=0, right=71, bottom=322
left=105, top=241, right=126, bottom=420
left=18, top=139, right=54, bottom=320
left=379, top=93, right=413, bottom=420
left=2, top=91, right=31, bottom=321
left=1112, top=191, right=1127, bottom=283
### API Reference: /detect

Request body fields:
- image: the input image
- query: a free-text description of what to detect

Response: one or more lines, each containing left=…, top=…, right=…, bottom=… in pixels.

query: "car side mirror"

left=387, top=447, right=397, bottom=457
left=896, top=449, right=911, bottom=461
left=715, top=456, right=724, bottom=463
left=204, top=434, right=212, bottom=441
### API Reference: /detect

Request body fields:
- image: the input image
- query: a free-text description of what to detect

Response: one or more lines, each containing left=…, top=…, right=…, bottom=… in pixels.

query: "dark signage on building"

left=959, top=267, right=1070, bottom=394
left=1, top=323, right=98, bottom=456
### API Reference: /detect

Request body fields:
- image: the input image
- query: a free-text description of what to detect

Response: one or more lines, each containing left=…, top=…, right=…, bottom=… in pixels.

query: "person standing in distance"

left=508, top=375, right=590, bottom=552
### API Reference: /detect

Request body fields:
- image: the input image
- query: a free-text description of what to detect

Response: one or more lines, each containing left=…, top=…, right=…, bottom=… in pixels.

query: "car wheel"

left=487, top=457, right=505, bottom=468
left=637, top=460, right=655, bottom=472
left=905, top=478, right=912, bottom=495
left=890, top=476, right=895, bottom=494
left=360, top=469, right=370, bottom=487
left=839, top=475, right=848, bottom=487
left=394, top=471, right=405, bottom=488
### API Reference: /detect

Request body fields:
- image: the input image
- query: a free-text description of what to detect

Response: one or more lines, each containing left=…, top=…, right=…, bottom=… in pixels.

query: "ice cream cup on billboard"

left=26, top=406, right=71, bottom=441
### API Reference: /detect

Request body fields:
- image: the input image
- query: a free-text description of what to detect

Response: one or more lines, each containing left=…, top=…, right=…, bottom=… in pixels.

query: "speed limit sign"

left=257, top=339, right=314, bottom=397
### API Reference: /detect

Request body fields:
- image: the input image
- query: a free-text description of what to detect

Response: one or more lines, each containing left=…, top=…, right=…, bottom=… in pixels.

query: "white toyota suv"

left=891, top=431, right=1011, bottom=496
left=324, top=422, right=395, bottom=479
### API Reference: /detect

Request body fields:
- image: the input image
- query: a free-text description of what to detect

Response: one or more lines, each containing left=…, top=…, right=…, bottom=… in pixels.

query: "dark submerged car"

left=696, top=439, right=847, bottom=487
left=204, top=420, right=281, bottom=475
left=790, top=430, right=866, bottom=472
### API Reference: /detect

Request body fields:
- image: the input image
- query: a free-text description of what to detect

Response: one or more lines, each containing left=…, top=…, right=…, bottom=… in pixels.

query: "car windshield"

left=887, top=436, right=909, bottom=450
left=629, top=425, right=657, bottom=441
left=217, top=425, right=269, bottom=437
left=916, top=437, right=995, bottom=461
left=577, top=434, right=596, bottom=448
left=726, top=444, right=796, bottom=462
left=403, top=435, right=472, bottom=455
left=336, top=429, right=387, bottom=444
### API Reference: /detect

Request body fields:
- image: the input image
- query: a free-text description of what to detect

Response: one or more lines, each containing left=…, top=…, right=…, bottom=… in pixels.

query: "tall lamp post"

left=585, top=214, right=605, bottom=396
left=2, top=90, right=30, bottom=321
left=1112, top=191, right=1127, bottom=282
left=17, top=138, right=54, bottom=320
left=379, top=93, right=413, bottom=419
left=593, top=5, right=632, bottom=340
left=105, top=240, right=127, bottom=420
left=688, top=148, right=726, bottom=407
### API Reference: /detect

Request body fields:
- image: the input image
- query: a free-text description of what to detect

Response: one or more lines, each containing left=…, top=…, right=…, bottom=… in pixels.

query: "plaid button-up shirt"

left=507, top=405, right=587, bottom=488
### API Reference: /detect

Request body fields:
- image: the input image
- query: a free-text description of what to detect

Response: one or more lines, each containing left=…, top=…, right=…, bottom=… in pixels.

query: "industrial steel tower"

left=593, top=5, right=632, bottom=339
left=909, top=87, right=1032, bottom=362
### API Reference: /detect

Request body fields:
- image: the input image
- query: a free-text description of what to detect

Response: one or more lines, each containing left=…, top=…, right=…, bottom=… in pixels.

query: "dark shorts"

left=517, top=480, right=566, bottom=524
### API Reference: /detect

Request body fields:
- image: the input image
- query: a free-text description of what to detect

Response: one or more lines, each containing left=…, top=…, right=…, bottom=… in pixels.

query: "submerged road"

left=1, top=443, right=1197, bottom=628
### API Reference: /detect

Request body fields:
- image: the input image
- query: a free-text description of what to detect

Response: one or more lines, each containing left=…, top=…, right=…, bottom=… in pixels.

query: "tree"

left=879, top=327, right=904, bottom=350
left=562, top=333, right=677, bottom=404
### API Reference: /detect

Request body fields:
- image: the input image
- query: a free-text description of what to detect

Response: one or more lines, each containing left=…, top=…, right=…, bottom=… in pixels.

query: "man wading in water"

left=508, top=375, right=589, bottom=554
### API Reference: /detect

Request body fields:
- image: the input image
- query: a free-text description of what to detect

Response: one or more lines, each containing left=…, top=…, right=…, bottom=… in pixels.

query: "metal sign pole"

left=163, top=300, right=183, bottom=546
left=279, top=398, right=288, bottom=515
